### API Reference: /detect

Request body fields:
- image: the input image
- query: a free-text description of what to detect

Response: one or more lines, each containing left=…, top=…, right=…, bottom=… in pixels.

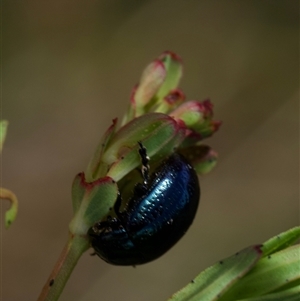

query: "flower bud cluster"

left=70, top=51, right=221, bottom=235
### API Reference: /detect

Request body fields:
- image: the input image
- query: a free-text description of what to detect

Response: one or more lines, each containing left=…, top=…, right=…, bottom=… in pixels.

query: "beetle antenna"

left=138, top=142, right=150, bottom=185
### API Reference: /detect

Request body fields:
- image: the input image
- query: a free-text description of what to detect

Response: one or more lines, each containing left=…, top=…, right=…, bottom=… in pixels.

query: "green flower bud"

left=155, top=89, right=185, bottom=114
left=155, top=51, right=183, bottom=101
left=170, top=99, right=221, bottom=145
left=134, top=60, right=166, bottom=113
left=122, top=51, right=183, bottom=124
left=179, top=145, right=218, bottom=174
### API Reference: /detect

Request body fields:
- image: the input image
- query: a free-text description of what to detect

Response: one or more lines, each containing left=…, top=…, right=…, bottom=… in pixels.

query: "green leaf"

left=102, top=113, right=185, bottom=181
left=83, top=177, right=118, bottom=225
left=0, top=121, right=19, bottom=229
left=237, top=286, right=300, bottom=301
left=69, top=174, right=118, bottom=236
left=71, top=173, right=88, bottom=213
left=168, top=245, right=262, bottom=301
left=220, top=244, right=300, bottom=300
left=0, top=120, right=8, bottom=153
left=261, top=226, right=300, bottom=257
left=168, top=227, right=300, bottom=301
left=1, top=188, right=19, bottom=228
left=85, top=118, right=118, bottom=182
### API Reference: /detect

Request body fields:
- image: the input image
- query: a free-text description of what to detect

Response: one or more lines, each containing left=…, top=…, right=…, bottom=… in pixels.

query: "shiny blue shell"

left=88, top=152, right=200, bottom=265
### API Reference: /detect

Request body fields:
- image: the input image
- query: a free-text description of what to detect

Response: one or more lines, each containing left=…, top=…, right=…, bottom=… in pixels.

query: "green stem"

left=37, top=233, right=89, bottom=301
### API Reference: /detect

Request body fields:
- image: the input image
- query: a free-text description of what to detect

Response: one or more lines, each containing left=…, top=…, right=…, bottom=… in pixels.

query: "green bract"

left=69, top=174, right=118, bottom=236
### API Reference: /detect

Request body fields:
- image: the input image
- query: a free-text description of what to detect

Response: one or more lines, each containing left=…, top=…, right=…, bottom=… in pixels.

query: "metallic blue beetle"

left=88, top=143, right=200, bottom=265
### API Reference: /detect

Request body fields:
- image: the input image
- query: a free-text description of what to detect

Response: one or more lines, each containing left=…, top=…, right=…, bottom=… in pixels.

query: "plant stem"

left=37, top=233, right=89, bottom=301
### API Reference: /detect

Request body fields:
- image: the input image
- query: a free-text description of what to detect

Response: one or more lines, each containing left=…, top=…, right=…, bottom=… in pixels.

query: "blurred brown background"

left=1, top=1, right=299, bottom=300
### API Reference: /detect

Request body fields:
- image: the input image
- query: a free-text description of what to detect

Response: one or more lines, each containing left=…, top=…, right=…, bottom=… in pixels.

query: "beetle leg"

left=89, top=216, right=120, bottom=236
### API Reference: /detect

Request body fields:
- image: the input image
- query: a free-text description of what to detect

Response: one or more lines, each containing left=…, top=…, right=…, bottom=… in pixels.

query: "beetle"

left=88, top=143, right=200, bottom=265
